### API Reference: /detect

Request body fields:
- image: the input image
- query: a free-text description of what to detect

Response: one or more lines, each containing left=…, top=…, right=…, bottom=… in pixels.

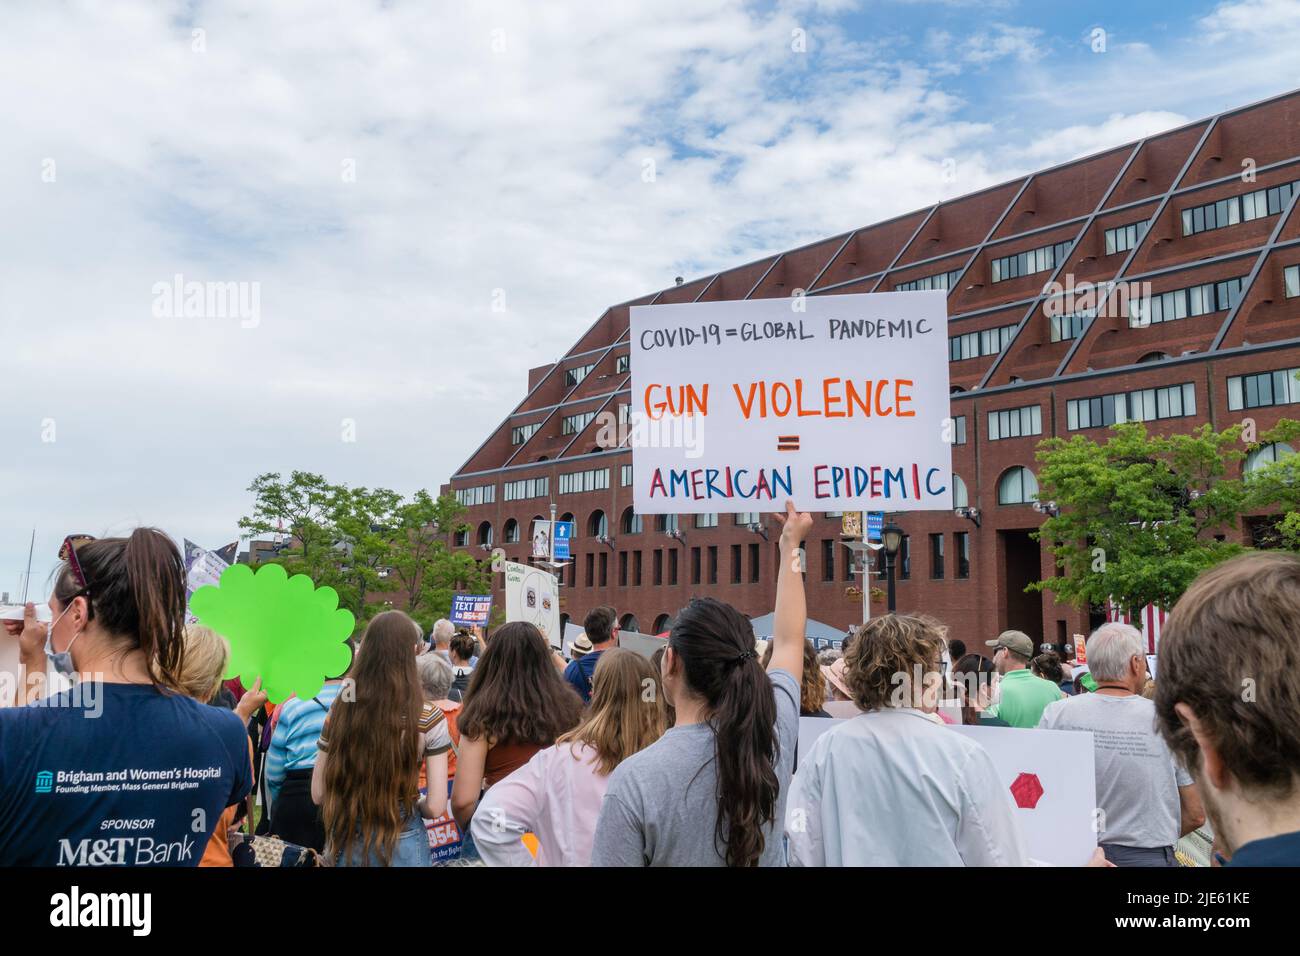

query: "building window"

left=1137, top=351, right=1170, bottom=364
left=734, top=512, right=761, bottom=526
left=822, top=539, right=835, bottom=582
left=900, top=536, right=910, bottom=580
left=997, top=466, right=1039, bottom=505
left=896, top=268, right=962, bottom=292
left=690, top=547, right=701, bottom=585
left=599, top=552, right=608, bottom=587
left=731, top=544, right=742, bottom=583
left=1104, top=220, right=1147, bottom=255
left=634, top=551, right=643, bottom=586
left=990, top=239, right=1073, bottom=283
left=1128, top=278, right=1243, bottom=327
left=455, top=484, right=495, bottom=506
left=561, top=411, right=597, bottom=435
left=1245, top=442, right=1295, bottom=475
left=930, top=534, right=944, bottom=580
left=558, top=468, right=609, bottom=495
left=503, top=477, right=548, bottom=501
left=588, top=510, right=608, bottom=538
left=565, top=364, right=595, bottom=387
left=503, top=518, right=519, bottom=543
left=453, top=528, right=468, bottom=547
left=708, top=546, right=718, bottom=585
left=620, top=464, right=633, bottom=486
left=952, top=474, right=969, bottom=509
left=585, top=553, right=594, bottom=587
left=669, top=549, right=678, bottom=585
left=956, top=532, right=970, bottom=579
left=695, top=513, right=718, bottom=529
left=987, top=404, right=1042, bottom=441
left=510, top=422, right=541, bottom=446
left=1286, top=265, right=1300, bottom=298
left=748, top=543, right=760, bottom=583
left=1228, top=368, right=1300, bottom=411
left=950, top=324, right=1016, bottom=361
left=618, top=551, right=628, bottom=587
left=476, top=522, right=493, bottom=547
left=621, top=507, right=643, bottom=535
left=653, top=549, right=663, bottom=585
left=1067, top=383, right=1196, bottom=430
left=1181, top=181, right=1298, bottom=236
left=951, top=415, right=967, bottom=445
left=615, top=354, right=630, bottom=374
left=1049, top=308, right=1094, bottom=343
left=656, top=514, right=679, bottom=533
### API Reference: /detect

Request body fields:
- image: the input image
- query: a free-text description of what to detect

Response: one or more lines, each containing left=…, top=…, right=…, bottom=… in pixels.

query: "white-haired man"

left=431, top=619, right=455, bottom=659
left=1038, top=622, right=1205, bottom=866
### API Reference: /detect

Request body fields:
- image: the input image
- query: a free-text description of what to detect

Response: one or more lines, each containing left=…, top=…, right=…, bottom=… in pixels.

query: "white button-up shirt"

left=785, top=708, right=1029, bottom=866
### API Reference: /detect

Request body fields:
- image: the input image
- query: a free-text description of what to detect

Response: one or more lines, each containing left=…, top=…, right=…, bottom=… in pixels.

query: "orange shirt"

left=201, top=737, right=254, bottom=867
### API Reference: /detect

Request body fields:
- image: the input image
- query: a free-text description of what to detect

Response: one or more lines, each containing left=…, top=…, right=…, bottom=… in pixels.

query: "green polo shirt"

left=987, top=669, right=1064, bottom=728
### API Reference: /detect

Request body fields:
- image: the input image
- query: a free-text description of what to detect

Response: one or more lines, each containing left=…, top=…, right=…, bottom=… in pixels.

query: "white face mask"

left=44, top=603, right=83, bottom=676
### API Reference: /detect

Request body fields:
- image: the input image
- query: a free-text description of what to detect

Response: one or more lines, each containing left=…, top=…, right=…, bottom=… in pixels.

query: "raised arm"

left=767, top=500, right=812, bottom=681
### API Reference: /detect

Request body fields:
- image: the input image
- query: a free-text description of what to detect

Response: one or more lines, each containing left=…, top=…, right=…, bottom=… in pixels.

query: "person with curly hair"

left=785, top=613, right=1028, bottom=866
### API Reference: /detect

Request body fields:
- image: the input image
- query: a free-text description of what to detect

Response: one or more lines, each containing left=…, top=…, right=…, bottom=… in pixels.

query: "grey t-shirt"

left=1038, top=692, right=1193, bottom=848
left=591, top=668, right=800, bottom=866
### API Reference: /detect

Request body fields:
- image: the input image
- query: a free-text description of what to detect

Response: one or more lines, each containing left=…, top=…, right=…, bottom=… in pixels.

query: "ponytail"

left=125, top=528, right=188, bottom=689
left=669, top=598, right=779, bottom=867
left=54, top=528, right=188, bottom=690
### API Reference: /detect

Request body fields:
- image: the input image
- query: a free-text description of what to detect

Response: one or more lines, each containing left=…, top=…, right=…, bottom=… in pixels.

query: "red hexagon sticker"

left=1010, top=772, right=1044, bottom=809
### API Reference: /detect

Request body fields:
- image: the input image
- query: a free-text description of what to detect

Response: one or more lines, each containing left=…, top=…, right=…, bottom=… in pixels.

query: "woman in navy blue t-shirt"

left=0, top=529, right=250, bottom=867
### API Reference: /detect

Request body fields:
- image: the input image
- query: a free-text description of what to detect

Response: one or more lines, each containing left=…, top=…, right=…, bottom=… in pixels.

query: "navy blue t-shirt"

left=0, top=682, right=251, bottom=866
left=563, top=650, right=604, bottom=704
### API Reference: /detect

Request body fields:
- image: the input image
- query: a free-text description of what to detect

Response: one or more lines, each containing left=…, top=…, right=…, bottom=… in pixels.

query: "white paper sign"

left=503, top=560, right=561, bottom=649
left=629, top=291, right=952, bottom=513
left=617, top=629, right=668, bottom=659
left=950, top=724, right=1097, bottom=867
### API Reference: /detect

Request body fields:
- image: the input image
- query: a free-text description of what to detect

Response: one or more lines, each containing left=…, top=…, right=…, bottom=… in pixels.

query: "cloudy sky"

left=2, top=0, right=1299, bottom=593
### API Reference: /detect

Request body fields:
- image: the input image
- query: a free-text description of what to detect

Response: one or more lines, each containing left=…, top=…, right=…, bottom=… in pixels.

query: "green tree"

left=384, top=491, right=489, bottom=628
left=1031, top=422, right=1249, bottom=616
left=1240, top=419, right=1300, bottom=550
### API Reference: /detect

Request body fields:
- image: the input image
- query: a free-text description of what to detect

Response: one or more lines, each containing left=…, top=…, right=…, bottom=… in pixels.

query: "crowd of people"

left=2, top=505, right=1298, bottom=868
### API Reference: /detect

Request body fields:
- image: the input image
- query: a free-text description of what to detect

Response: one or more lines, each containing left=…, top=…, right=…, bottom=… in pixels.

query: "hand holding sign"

left=190, top=563, right=354, bottom=703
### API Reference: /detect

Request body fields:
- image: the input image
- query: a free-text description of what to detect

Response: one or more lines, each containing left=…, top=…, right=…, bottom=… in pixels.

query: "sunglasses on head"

left=58, top=534, right=96, bottom=595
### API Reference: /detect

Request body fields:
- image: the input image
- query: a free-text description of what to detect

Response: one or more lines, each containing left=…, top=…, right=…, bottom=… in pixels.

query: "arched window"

left=997, top=466, right=1038, bottom=505
left=951, top=385, right=966, bottom=394
left=952, top=474, right=969, bottom=509
left=536, top=455, right=549, bottom=462
left=656, top=514, right=679, bottom=533
left=560, top=512, right=575, bottom=525
left=652, top=613, right=674, bottom=634
left=1137, top=351, right=1170, bottom=364
left=476, top=521, right=493, bottom=547
left=1245, top=442, right=1295, bottom=475
left=619, top=613, right=641, bottom=634
left=588, top=510, right=607, bottom=538
left=621, top=507, right=642, bottom=535
left=503, top=518, right=519, bottom=543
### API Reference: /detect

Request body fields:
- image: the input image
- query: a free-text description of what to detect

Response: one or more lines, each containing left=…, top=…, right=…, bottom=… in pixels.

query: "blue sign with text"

left=553, top=521, right=575, bottom=560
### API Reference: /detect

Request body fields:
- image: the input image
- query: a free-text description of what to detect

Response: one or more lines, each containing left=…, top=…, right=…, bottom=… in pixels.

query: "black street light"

left=881, top=522, right=904, bottom=613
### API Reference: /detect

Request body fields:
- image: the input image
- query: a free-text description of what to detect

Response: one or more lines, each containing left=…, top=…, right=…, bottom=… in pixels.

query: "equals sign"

left=777, top=435, right=800, bottom=451
left=725, top=328, right=738, bottom=337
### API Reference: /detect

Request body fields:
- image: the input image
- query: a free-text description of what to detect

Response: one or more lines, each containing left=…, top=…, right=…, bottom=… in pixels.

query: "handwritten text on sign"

left=629, top=291, right=952, bottom=513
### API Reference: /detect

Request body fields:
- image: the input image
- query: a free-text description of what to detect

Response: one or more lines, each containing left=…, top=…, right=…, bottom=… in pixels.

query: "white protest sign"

left=629, top=291, right=952, bottom=513
left=950, top=724, right=1097, bottom=867
left=503, top=560, right=561, bottom=649
left=617, top=629, right=667, bottom=660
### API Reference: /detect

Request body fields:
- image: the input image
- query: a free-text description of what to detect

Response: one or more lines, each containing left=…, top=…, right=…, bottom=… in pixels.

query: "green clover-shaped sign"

left=190, top=563, right=354, bottom=703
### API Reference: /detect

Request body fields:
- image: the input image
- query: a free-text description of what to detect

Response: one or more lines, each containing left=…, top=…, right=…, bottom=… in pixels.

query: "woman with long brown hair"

left=591, top=501, right=812, bottom=867
left=0, top=530, right=252, bottom=866
left=450, top=622, right=582, bottom=856
left=471, top=648, right=665, bottom=866
left=311, top=610, right=452, bottom=867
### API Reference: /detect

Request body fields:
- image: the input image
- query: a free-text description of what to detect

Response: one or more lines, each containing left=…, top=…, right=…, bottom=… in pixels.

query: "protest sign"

left=553, top=521, right=574, bottom=560
left=530, top=521, right=552, bottom=559
left=503, top=559, right=561, bottom=648
left=183, top=539, right=229, bottom=621
left=950, top=724, right=1097, bottom=867
left=629, top=291, right=951, bottom=513
left=798, top=715, right=839, bottom=759
left=190, top=563, right=354, bottom=703
left=450, top=593, right=492, bottom=628
left=617, top=629, right=667, bottom=659
left=419, top=782, right=462, bottom=864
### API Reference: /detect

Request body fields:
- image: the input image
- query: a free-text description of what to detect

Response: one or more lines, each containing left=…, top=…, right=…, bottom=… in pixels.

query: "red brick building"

left=443, top=88, right=1300, bottom=650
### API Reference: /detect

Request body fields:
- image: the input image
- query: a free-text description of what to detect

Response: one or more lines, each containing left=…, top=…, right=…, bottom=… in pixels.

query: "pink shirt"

left=470, top=741, right=609, bottom=867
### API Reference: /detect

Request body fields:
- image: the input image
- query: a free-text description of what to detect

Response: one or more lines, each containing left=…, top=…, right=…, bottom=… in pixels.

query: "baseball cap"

left=985, top=630, right=1033, bottom=658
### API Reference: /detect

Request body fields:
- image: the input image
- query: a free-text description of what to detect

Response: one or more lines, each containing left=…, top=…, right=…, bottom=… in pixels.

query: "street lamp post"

left=881, top=522, right=904, bottom=613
